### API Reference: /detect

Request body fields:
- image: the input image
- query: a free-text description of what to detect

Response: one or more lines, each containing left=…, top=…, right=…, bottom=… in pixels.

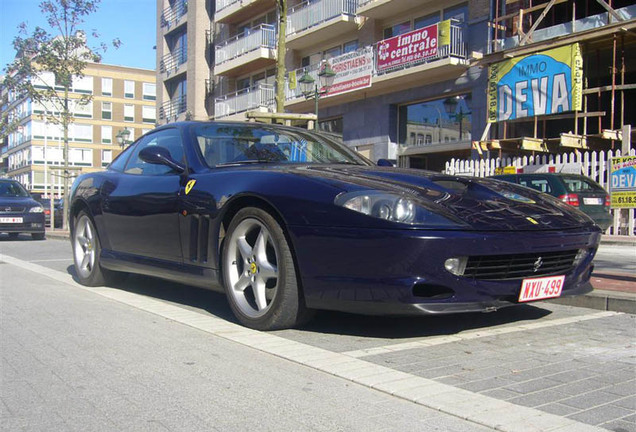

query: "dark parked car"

left=0, top=179, right=46, bottom=240
left=69, top=122, right=600, bottom=330
left=491, top=173, right=612, bottom=231
left=34, top=197, right=63, bottom=228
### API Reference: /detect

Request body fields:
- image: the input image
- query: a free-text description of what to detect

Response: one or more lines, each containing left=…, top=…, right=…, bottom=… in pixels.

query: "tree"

left=275, top=0, right=287, bottom=114
left=1, top=0, right=119, bottom=230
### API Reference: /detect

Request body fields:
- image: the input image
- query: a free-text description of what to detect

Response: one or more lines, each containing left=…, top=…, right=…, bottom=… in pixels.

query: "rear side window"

left=520, top=178, right=552, bottom=194
left=563, top=176, right=604, bottom=193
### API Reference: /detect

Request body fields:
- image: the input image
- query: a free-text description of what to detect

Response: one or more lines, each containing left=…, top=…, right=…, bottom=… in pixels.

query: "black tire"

left=221, top=207, right=312, bottom=330
left=31, top=232, right=45, bottom=240
left=72, top=211, right=126, bottom=286
left=8, top=233, right=19, bottom=239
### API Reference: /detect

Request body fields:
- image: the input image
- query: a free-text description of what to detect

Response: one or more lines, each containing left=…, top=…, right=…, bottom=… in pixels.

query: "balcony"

left=160, top=47, right=187, bottom=77
left=214, top=84, right=275, bottom=119
left=357, top=0, right=426, bottom=19
left=285, top=22, right=468, bottom=108
left=161, top=0, right=188, bottom=32
left=215, top=24, right=276, bottom=76
left=159, top=95, right=187, bottom=122
left=215, top=0, right=276, bottom=24
left=493, top=3, right=636, bottom=51
left=286, top=0, right=359, bottom=50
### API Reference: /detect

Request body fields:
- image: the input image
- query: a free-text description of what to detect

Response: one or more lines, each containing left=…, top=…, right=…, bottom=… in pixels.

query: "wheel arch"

left=217, top=195, right=307, bottom=304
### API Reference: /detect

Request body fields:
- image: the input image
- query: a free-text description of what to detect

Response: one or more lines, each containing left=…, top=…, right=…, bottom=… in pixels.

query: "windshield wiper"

left=215, top=159, right=272, bottom=167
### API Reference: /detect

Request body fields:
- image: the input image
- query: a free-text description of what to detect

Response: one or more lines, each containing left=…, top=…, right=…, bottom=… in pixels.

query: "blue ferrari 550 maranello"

left=69, top=122, right=600, bottom=330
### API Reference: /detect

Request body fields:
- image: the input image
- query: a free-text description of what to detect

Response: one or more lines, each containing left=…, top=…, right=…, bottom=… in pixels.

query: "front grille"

left=464, top=249, right=579, bottom=280
left=0, top=207, right=25, bottom=213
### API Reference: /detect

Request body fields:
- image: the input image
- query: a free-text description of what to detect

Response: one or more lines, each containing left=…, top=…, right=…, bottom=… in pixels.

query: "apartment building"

left=156, top=0, right=212, bottom=123
left=1, top=63, right=156, bottom=197
left=157, top=0, right=634, bottom=171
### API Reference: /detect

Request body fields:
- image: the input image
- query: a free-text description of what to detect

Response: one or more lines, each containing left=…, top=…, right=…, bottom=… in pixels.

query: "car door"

left=101, top=128, right=186, bottom=263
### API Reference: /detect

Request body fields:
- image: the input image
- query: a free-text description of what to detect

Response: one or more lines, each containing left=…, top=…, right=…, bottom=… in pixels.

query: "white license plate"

left=583, top=197, right=602, bottom=205
left=0, top=217, right=23, bottom=223
left=518, top=275, right=565, bottom=302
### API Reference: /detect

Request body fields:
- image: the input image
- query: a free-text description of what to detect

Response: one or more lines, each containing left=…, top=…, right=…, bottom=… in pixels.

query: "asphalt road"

left=1, top=236, right=634, bottom=432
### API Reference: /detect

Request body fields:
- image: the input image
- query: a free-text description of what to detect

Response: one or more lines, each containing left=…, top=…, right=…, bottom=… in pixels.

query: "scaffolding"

left=478, top=0, right=636, bottom=156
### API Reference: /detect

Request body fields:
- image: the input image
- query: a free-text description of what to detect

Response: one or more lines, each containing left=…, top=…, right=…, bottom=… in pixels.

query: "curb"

left=549, top=289, right=636, bottom=314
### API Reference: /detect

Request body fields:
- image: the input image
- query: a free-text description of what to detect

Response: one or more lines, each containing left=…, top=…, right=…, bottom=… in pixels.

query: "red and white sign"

left=518, top=275, right=565, bottom=302
left=376, top=24, right=438, bottom=72
left=324, top=47, right=373, bottom=97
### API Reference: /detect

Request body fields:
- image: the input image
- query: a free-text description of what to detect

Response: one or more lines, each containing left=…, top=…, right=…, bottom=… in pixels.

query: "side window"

left=520, top=177, right=551, bottom=193
left=123, top=129, right=185, bottom=175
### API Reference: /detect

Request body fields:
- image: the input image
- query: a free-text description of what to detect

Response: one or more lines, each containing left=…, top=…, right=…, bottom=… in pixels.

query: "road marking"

left=0, top=253, right=608, bottom=432
left=342, top=310, right=621, bottom=358
left=29, top=258, right=74, bottom=263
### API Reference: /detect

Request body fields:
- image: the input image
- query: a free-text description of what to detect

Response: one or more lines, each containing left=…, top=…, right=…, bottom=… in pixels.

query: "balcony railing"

left=161, top=0, right=188, bottom=29
left=375, top=20, right=466, bottom=75
left=160, top=47, right=187, bottom=75
left=287, top=0, right=357, bottom=37
left=357, top=0, right=373, bottom=6
left=216, top=0, right=239, bottom=12
left=285, top=23, right=466, bottom=100
left=159, top=95, right=187, bottom=120
left=215, top=84, right=275, bottom=119
left=215, top=24, right=276, bottom=66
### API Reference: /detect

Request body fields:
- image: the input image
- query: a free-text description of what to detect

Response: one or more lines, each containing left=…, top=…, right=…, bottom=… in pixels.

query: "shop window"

left=399, top=94, right=472, bottom=147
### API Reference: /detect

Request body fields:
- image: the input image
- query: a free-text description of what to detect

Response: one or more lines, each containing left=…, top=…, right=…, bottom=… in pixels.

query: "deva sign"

left=488, top=44, right=582, bottom=123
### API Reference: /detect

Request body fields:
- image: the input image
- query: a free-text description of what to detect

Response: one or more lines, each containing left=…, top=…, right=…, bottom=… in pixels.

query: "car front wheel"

left=72, top=211, right=125, bottom=286
left=222, top=207, right=311, bottom=330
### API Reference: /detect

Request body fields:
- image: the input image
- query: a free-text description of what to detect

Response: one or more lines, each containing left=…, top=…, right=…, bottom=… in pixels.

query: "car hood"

left=289, top=165, right=595, bottom=231
left=0, top=197, right=40, bottom=208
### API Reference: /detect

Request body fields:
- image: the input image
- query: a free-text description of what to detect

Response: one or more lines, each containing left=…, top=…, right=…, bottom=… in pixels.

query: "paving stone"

left=560, top=390, right=624, bottom=410
left=536, top=402, right=581, bottom=416
left=504, top=377, right=563, bottom=394
left=508, top=389, right=570, bottom=408
left=599, top=420, right=636, bottom=432
left=568, top=404, right=634, bottom=426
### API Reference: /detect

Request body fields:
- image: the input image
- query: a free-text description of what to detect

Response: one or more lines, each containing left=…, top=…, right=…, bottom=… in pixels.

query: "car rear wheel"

left=72, top=211, right=125, bottom=286
left=222, top=207, right=311, bottom=330
left=8, top=233, right=19, bottom=239
left=31, top=233, right=45, bottom=240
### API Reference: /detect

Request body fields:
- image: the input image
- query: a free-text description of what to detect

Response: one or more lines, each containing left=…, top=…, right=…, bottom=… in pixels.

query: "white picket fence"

left=444, top=149, right=636, bottom=236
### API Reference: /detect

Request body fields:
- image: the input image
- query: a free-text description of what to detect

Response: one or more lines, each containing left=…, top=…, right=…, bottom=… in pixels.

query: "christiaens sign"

left=609, top=156, right=636, bottom=209
left=487, top=43, right=582, bottom=123
left=325, top=46, right=373, bottom=97
left=376, top=23, right=438, bottom=72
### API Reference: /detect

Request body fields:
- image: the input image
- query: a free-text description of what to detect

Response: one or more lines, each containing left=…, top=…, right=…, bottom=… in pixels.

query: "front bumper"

left=288, top=226, right=600, bottom=315
left=0, top=213, right=46, bottom=234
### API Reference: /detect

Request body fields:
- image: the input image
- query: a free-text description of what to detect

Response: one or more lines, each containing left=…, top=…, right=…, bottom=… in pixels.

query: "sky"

left=0, top=0, right=157, bottom=73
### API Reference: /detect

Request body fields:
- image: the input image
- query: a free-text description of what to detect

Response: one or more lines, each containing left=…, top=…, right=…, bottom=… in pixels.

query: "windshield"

left=562, top=176, right=605, bottom=193
left=0, top=181, right=30, bottom=198
left=194, top=124, right=370, bottom=167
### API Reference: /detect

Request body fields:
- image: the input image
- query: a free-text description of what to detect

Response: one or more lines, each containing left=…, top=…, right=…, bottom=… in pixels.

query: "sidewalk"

left=45, top=229, right=636, bottom=314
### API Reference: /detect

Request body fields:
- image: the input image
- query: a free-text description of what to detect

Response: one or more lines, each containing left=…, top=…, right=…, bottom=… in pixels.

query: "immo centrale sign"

left=488, top=43, right=583, bottom=123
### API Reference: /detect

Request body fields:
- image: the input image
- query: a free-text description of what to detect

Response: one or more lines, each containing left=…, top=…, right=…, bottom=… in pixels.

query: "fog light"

left=573, top=249, right=588, bottom=267
left=445, top=257, right=468, bottom=276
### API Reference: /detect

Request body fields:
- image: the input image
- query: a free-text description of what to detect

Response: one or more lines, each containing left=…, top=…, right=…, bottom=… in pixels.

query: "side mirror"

left=139, top=146, right=185, bottom=173
left=377, top=158, right=395, bottom=167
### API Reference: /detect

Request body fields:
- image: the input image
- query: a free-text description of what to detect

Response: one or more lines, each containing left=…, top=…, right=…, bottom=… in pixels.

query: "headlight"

left=29, top=206, right=44, bottom=213
left=335, top=191, right=459, bottom=227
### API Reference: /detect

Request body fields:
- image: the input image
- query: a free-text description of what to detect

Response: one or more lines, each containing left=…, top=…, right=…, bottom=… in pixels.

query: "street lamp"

left=298, top=63, right=336, bottom=130
left=116, top=129, right=131, bottom=148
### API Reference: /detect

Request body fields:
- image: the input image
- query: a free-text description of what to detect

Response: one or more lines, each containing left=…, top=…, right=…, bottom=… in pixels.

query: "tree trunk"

left=62, top=87, right=70, bottom=230
left=275, top=0, right=287, bottom=114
